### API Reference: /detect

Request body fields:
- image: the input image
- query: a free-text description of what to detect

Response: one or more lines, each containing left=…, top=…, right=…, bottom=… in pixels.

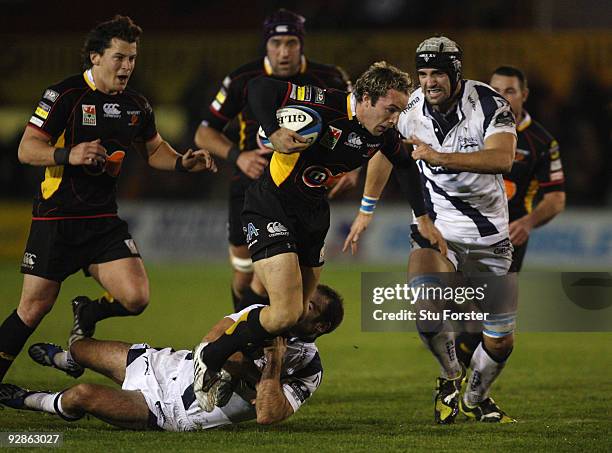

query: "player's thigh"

left=300, top=265, right=322, bottom=311
left=408, top=248, right=454, bottom=275
left=17, top=274, right=61, bottom=327
left=88, top=257, right=149, bottom=308
left=71, top=338, right=132, bottom=384
left=254, top=252, right=303, bottom=313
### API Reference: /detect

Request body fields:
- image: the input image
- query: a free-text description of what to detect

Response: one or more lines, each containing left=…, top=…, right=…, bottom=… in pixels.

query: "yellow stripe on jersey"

left=82, top=70, right=96, bottom=90
left=524, top=178, right=539, bottom=214
left=41, top=131, right=66, bottom=200
left=238, top=112, right=246, bottom=150
left=346, top=94, right=353, bottom=120
left=225, top=310, right=250, bottom=335
left=270, top=152, right=300, bottom=187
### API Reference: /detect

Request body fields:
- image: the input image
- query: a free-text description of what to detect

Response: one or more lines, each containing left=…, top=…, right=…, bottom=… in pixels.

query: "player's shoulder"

left=226, top=59, right=267, bottom=85
left=123, top=86, right=153, bottom=111
left=464, top=79, right=508, bottom=106
left=406, top=87, right=425, bottom=112
left=42, top=73, right=88, bottom=101
left=304, top=59, right=350, bottom=89
left=287, top=339, right=323, bottom=377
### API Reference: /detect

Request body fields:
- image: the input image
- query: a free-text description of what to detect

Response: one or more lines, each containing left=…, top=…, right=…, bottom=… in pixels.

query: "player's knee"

left=484, top=333, right=514, bottom=359
left=16, top=297, right=56, bottom=328
left=62, top=384, right=96, bottom=411
left=267, top=304, right=302, bottom=331
left=120, top=287, right=149, bottom=314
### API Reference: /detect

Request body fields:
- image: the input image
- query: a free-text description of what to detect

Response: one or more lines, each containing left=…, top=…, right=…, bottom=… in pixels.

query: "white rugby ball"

left=257, top=105, right=323, bottom=151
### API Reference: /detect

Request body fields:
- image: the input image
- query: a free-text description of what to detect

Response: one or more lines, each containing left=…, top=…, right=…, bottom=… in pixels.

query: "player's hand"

left=343, top=212, right=373, bottom=255
left=236, top=149, right=270, bottom=179
left=406, top=136, right=445, bottom=166
left=181, top=149, right=217, bottom=173
left=70, top=139, right=107, bottom=166
left=328, top=168, right=360, bottom=199
left=509, top=216, right=532, bottom=246
left=416, top=214, right=448, bottom=257
left=269, top=127, right=310, bottom=154
left=263, top=337, right=287, bottom=362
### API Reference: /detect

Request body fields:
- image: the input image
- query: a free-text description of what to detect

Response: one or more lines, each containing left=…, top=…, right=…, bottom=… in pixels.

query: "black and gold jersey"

left=27, top=70, right=157, bottom=218
left=504, top=112, right=564, bottom=221
left=248, top=77, right=421, bottom=206
left=200, top=57, right=349, bottom=178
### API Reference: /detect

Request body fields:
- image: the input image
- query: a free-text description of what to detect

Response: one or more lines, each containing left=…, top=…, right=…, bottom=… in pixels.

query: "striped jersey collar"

left=517, top=111, right=532, bottom=132
left=347, top=93, right=357, bottom=120
left=83, top=69, right=96, bottom=90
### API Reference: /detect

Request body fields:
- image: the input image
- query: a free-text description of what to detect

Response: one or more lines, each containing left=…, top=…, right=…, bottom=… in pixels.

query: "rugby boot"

left=193, top=342, right=233, bottom=412
left=68, top=296, right=96, bottom=347
left=434, top=367, right=466, bottom=424
left=0, top=383, right=50, bottom=410
left=460, top=396, right=516, bottom=423
left=28, top=343, right=84, bottom=378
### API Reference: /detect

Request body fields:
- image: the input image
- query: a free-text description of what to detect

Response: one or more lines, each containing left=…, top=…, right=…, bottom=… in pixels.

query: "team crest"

left=320, top=126, right=342, bottom=150
left=82, top=105, right=96, bottom=126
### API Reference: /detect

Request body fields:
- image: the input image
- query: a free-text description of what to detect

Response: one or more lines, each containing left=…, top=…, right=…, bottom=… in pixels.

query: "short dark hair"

left=81, top=15, right=142, bottom=70
left=354, top=61, right=411, bottom=106
left=492, top=65, right=528, bottom=90
left=316, top=284, right=344, bottom=335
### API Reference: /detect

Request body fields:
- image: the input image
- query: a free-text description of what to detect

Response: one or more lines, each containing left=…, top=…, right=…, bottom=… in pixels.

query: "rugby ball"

left=257, top=105, right=323, bottom=151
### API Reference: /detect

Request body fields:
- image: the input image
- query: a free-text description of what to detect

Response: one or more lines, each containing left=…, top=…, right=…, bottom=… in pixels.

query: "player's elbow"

left=17, top=142, right=31, bottom=164
left=194, top=125, right=208, bottom=149
left=256, top=410, right=286, bottom=425
left=499, top=155, right=513, bottom=174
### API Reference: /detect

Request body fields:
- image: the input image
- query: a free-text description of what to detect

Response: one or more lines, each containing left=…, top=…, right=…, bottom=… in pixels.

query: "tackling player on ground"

left=194, top=9, right=354, bottom=312
left=0, top=16, right=216, bottom=383
left=0, top=285, right=343, bottom=431
left=193, top=62, right=444, bottom=411
left=346, top=37, right=518, bottom=423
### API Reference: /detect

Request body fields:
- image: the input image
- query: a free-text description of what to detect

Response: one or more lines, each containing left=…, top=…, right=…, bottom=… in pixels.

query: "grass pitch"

left=0, top=262, right=610, bottom=452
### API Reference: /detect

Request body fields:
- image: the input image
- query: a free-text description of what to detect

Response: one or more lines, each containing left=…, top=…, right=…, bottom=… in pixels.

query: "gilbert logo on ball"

left=258, top=105, right=322, bottom=150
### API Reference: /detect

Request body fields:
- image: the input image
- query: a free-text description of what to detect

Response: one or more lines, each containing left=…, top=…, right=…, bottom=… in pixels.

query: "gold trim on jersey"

left=83, top=69, right=96, bottom=90
left=41, top=131, right=66, bottom=200
left=238, top=112, right=247, bottom=150
left=524, top=178, right=539, bottom=213
left=517, top=111, right=531, bottom=132
left=263, top=55, right=307, bottom=76
left=346, top=94, right=354, bottom=120
left=270, top=152, right=300, bottom=187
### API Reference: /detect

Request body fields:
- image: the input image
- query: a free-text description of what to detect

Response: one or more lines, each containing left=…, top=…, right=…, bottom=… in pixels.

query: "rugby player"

left=0, top=16, right=216, bottom=382
left=194, top=9, right=354, bottom=312
left=455, top=65, right=566, bottom=366
left=345, top=37, right=518, bottom=423
left=194, top=62, right=444, bottom=410
left=0, top=285, right=343, bottom=431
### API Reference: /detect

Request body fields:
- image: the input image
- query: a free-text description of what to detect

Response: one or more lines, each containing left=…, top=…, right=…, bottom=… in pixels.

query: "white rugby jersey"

left=135, top=305, right=323, bottom=431
left=398, top=80, right=516, bottom=243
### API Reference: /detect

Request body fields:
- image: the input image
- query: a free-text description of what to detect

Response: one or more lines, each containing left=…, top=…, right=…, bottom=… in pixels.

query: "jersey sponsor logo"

left=21, top=252, right=36, bottom=270
left=214, top=88, right=227, bottom=105
left=288, top=381, right=311, bottom=403
left=407, top=96, right=421, bottom=110
left=29, top=115, right=44, bottom=127
left=492, top=238, right=511, bottom=256
left=124, top=238, right=139, bottom=255
left=418, top=53, right=436, bottom=62
left=458, top=136, right=478, bottom=149
left=43, top=89, right=59, bottom=102
left=35, top=101, right=51, bottom=120
left=314, top=86, right=325, bottom=104
left=493, top=109, right=515, bottom=128
left=344, top=132, right=363, bottom=149
left=82, top=104, right=96, bottom=126
left=267, top=221, right=289, bottom=237
left=103, top=103, right=121, bottom=118
left=222, top=76, right=231, bottom=89
left=302, top=165, right=344, bottom=188
left=275, top=25, right=289, bottom=33
left=319, top=126, right=342, bottom=150
left=245, top=223, right=259, bottom=244
left=296, top=85, right=312, bottom=102
left=126, top=110, right=141, bottom=126
left=467, top=94, right=477, bottom=111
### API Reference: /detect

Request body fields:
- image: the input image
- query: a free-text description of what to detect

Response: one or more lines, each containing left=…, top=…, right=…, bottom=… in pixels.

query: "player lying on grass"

left=0, top=285, right=343, bottom=431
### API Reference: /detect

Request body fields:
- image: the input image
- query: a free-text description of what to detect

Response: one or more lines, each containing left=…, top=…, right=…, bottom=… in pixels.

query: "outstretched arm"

left=255, top=337, right=294, bottom=425
left=142, top=133, right=217, bottom=173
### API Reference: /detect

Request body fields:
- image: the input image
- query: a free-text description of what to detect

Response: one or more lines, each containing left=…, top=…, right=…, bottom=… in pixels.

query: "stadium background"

left=0, top=1, right=610, bottom=450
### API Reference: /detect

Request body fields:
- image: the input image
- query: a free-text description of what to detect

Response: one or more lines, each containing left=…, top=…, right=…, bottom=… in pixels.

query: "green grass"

left=0, top=262, right=610, bottom=452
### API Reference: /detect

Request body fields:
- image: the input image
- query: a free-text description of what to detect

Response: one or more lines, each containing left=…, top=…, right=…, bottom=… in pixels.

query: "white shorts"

left=122, top=344, right=237, bottom=431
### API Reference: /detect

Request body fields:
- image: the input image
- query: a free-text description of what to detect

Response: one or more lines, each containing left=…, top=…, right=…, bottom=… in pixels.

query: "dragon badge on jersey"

left=319, top=126, right=342, bottom=150
left=82, top=105, right=97, bottom=126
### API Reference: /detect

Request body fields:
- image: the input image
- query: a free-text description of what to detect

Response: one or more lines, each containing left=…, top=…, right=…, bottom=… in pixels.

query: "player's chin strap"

left=230, top=249, right=254, bottom=273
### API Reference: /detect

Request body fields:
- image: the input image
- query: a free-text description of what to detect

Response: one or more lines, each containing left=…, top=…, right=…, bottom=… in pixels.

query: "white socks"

left=464, top=342, right=506, bottom=406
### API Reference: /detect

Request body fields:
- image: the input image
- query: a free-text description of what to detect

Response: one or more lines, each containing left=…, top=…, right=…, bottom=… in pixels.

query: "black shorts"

left=20, top=216, right=140, bottom=282
left=509, top=239, right=528, bottom=272
left=241, top=177, right=329, bottom=267
left=228, top=177, right=252, bottom=247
